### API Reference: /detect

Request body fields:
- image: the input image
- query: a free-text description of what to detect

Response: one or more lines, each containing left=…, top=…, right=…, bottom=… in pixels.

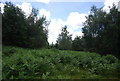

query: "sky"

left=0, top=0, right=119, bottom=44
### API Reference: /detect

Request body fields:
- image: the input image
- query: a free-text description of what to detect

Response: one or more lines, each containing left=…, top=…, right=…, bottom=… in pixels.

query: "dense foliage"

left=2, top=46, right=120, bottom=79
left=57, top=26, right=72, bottom=50
left=82, top=5, right=120, bottom=57
left=72, top=36, right=84, bottom=51
left=2, top=2, right=48, bottom=48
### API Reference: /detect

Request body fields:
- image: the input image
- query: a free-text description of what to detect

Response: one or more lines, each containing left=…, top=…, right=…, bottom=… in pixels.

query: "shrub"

left=103, top=55, right=118, bottom=64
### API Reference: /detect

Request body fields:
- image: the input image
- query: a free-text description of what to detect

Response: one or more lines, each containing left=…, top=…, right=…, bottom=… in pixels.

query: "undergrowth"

left=2, top=46, right=120, bottom=79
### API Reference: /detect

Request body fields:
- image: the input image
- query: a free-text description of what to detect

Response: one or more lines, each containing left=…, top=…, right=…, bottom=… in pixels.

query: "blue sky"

left=1, top=0, right=119, bottom=44
left=31, top=2, right=104, bottom=20
left=13, top=2, right=104, bottom=20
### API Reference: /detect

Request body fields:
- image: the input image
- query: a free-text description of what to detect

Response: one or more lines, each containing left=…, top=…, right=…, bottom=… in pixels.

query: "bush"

left=103, top=55, right=118, bottom=64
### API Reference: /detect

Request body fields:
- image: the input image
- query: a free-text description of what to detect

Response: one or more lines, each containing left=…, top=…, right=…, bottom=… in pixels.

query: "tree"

left=2, top=2, right=49, bottom=48
left=72, top=36, right=84, bottom=51
left=2, top=2, right=28, bottom=47
left=57, top=26, right=72, bottom=50
left=82, top=6, right=100, bottom=52
left=82, top=5, right=120, bottom=57
left=26, top=9, right=49, bottom=48
left=101, top=5, right=119, bottom=55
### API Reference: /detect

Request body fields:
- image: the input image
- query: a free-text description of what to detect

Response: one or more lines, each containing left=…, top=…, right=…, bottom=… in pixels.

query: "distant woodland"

left=2, top=2, right=120, bottom=57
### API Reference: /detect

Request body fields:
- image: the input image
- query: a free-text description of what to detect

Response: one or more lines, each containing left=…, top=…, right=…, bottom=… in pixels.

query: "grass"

left=2, top=46, right=120, bottom=79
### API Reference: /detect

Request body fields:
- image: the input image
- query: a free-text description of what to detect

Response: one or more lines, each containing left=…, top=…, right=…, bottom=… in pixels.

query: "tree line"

left=2, top=2, right=49, bottom=48
left=51, top=5, right=120, bottom=57
left=2, top=2, right=120, bottom=57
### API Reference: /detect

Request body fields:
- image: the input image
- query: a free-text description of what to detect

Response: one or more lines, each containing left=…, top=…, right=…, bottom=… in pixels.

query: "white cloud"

left=66, top=12, right=87, bottom=30
left=0, top=3, right=5, bottom=13
left=48, top=12, right=87, bottom=44
left=39, top=9, right=51, bottom=20
left=0, top=0, right=51, bottom=3
left=35, top=0, right=50, bottom=3
left=48, top=19, right=65, bottom=44
left=118, top=1, right=120, bottom=11
left=103, top=0, right=119, bottom=13
left=67, top=28, right=83, bottom=40
left=0, top=2, right=32, bottom=16
left=16, top=2, right=32, bottom=17
left=66, top=12, right=87, bottom=40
